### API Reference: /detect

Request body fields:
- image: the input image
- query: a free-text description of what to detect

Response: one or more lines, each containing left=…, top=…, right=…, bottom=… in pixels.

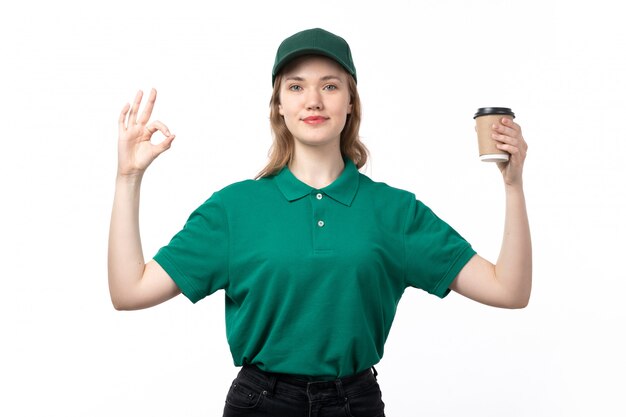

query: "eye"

left=323, top=84, right=337, bottom=91
left=289, top=84, right=303, bottom=92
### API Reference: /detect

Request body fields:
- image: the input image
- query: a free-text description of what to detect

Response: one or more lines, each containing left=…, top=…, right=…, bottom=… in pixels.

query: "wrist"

left=116, top=171, right=144, bottom=187
left=504, top=181, right=525, bottom=198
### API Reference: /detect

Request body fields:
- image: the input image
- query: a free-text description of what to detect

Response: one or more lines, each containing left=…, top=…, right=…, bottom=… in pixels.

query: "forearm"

left=494, top=183, right=532, bottom=307
left=108, top=174, right=146, bottom=309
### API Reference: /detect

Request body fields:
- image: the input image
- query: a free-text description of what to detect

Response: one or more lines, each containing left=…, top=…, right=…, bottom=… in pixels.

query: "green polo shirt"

left=153, top=160, right=475, bottom=378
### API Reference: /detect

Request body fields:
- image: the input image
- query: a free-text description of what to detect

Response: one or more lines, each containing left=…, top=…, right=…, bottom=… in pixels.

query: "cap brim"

left=272, top=48, right=356, bottom=84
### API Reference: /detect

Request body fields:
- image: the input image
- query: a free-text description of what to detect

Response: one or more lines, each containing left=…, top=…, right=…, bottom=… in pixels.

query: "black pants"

left=223, top=364, right=386, bottom=417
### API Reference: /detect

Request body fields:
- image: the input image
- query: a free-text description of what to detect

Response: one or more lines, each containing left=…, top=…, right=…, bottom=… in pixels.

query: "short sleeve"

left=404, top=199, right=476, bottom=298
left=153, top=192, right=229, bottom=303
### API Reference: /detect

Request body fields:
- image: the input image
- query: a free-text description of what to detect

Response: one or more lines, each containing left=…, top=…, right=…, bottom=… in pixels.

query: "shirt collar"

left=274, top=159, right=360, bottom=206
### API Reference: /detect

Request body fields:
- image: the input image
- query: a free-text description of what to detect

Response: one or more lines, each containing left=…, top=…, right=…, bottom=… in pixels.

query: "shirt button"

left=316, top=193, right=323, bottom=200
left=317, top=220, right=325, bottom=227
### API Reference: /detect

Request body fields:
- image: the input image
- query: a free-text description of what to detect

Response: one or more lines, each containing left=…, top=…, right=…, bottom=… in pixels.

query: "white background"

left=1, top=0, right=625, bottom=416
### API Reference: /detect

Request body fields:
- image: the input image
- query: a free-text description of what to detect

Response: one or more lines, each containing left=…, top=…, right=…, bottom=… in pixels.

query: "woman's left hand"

left=492, top=117, right=528, bottom=187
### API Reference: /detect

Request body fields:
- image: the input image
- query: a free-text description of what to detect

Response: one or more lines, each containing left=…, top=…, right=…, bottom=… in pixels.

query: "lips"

left=302, top=116, right=328, bottom=124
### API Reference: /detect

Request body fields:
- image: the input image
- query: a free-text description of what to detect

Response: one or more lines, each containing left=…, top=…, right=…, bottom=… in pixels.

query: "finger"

left=145, top=120, right=172, bottom=138
left=138, top=88, right=157, bottom=125
left=496, top=142, right=525, bottom=160
left=118, top=103, right=130, bottom=133
left=155, top=135, right=176, bottom=156
left=496, top=142, right=517, bottom=154
left=493, top=130, right=528, bottom=156
left=492, top=123, right=518, bottom=139
left=129, top=90, right=143, bottom=125
left=491, top=132, right=519, bottom=146
left=500, top=117, right=522, bottom=133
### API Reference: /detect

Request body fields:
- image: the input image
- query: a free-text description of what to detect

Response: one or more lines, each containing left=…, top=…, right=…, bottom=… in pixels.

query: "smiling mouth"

left=302, top=116, right=328, bottom=124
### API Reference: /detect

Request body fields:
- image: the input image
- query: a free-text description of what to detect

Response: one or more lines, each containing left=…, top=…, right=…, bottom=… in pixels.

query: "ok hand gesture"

left=117, top=89, right=175, bottom=177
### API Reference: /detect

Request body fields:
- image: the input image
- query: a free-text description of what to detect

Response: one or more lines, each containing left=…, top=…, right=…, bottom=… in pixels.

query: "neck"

left=289, top=145, right=345, bottom=189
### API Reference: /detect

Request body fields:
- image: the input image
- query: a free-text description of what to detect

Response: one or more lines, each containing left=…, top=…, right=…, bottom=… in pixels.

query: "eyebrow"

left=284, top=75, right=344, bottom=83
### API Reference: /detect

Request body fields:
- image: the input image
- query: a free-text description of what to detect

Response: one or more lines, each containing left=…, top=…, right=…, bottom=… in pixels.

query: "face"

left=278, top=55, right=353, bottom=151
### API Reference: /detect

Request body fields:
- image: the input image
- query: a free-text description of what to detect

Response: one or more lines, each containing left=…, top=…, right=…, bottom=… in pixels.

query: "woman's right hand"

left=117, top=89, right=175, bottom=177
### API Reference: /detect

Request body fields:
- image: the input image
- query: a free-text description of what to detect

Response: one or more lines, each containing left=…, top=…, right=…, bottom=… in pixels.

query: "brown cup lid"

left=474, top=107, right=515, bottom=119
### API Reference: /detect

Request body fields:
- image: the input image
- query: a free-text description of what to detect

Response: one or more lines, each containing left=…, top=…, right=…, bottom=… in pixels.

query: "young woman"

left=109, top=28, right=531, bottom=417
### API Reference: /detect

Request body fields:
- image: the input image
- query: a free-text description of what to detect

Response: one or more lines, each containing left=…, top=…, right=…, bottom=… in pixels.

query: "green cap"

left=272, top=28, right=357, bottom=86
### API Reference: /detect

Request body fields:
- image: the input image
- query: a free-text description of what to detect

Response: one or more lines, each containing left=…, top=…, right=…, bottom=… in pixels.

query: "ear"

left=278, top=103, right=284, bottom=116
left=347, top=102, right=352, bottom=115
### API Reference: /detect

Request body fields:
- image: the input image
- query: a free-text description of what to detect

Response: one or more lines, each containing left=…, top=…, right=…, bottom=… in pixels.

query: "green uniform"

left=154, top=160, right=475, bottom=378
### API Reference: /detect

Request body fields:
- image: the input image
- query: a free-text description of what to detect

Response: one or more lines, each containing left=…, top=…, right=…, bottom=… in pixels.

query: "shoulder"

left=357, top=173, right=417, bottom=204
left=217, top=178, right=270, bottom=194
left=180, top=178, right=278, bottom=224
left=203, top=177, right=279, bottom=207
left=357, top=173, right=444, bottom=220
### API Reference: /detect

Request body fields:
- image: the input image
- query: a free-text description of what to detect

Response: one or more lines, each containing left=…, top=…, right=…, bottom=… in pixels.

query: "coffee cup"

left=473, top=107, right=515, bottom=162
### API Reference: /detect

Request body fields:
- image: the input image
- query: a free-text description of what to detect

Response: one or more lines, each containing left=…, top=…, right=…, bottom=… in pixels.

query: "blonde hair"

left=256, top=72, right=368, bottom=179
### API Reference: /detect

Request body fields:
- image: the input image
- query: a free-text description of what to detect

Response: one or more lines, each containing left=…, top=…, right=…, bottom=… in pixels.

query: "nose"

left=305, top=89, right=323, bottom=110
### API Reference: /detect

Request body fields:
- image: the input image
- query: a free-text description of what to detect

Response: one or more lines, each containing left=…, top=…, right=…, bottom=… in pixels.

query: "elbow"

left=110, top=296, right=130, bottom=311
left=508, top=298, right=529, bottom=309
left=505, top=290, right=531, bottom=309
left=499, top=271, right=532, bottom=309
left=111, top=299, right=140, bottom=311
left=112, top=302, right=127, bottom=311
left=109, top=290, right=137, bottom=311
left=108, top=284, right=126, bottom=310
left=108, top=273, right=140, bottom=311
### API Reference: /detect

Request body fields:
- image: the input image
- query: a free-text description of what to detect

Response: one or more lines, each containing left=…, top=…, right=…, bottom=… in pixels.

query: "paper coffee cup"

left=473, top=107, right=515, bottom=162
